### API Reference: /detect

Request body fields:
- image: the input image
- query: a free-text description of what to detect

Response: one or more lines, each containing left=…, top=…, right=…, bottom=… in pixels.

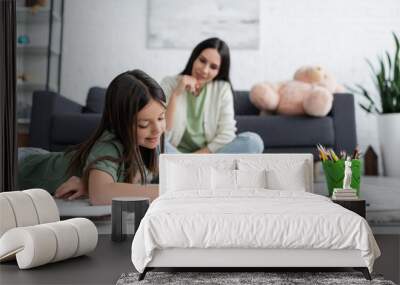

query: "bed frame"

left=139, top=154, right=372, bottom=280
left=139, top=248, right=370, bottom=280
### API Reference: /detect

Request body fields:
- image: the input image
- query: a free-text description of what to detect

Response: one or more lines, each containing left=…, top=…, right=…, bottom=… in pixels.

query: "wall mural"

left=147, top=0, right=260, bottom=49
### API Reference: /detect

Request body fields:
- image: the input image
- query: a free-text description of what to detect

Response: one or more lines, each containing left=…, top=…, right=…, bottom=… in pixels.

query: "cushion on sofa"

left=234, top=91, right=260, bottom=116
left=236, top=115, right=335, bottom=147
left=84, top=87, right=106, bottom=113
left=29, top=89, right=356, bottom=156
left=51, top=113, right=102, bottom=145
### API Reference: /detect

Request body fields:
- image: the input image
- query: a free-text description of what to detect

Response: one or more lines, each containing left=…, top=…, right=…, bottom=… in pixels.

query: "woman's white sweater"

left=160, top=75, right=237, bottom=152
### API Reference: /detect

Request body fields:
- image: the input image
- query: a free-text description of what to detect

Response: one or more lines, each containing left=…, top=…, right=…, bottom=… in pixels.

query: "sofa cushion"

left=264, top=146, right=320, bottom=156
left=234, top=91, right=259, bottom=116
left=85, top=87, right=106, bottom=113
left=51, top=113, right=101, bottom=146
left=236, top=115, right=335, bottom=147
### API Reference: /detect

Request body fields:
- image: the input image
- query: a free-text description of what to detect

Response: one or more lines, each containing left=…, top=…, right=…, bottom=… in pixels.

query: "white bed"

left=131, top=154, right=380, bottom=280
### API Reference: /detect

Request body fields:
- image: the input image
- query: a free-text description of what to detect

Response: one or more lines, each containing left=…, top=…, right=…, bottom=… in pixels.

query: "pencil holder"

left=322, top=159, right=361, bottom=197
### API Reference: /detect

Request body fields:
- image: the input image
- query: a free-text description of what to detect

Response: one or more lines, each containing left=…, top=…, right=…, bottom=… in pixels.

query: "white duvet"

left=131, top=190, right=380, bottom=273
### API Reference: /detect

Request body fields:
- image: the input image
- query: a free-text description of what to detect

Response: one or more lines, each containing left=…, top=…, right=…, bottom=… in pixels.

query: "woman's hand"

left=167, top=75, right=201, bottom=131
left=175, top=75, right=200, bottom=96
left=54, top=176, right=88, bottom=200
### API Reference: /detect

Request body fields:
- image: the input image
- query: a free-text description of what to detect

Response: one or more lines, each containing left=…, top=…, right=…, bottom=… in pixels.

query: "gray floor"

left=373, top=234, right=400, bottom=284
left=0, top=235, right=133, bottom=285
left=2, top=176, right=399, bottom=284
left=1, top=234, right=399, bottom=285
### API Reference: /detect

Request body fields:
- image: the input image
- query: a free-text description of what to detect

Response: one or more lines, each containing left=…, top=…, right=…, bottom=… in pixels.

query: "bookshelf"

left=16, top=0, right=64, bottom=128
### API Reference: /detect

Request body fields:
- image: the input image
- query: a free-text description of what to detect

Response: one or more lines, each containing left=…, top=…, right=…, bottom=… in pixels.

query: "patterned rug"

left=116, top=271, right=396, bottom=285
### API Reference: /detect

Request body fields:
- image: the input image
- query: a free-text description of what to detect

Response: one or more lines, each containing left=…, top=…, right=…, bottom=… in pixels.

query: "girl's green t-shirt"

left=17, top=131, right=125, bottom=194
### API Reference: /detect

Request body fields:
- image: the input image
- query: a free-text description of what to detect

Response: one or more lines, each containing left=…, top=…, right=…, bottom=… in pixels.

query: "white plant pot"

left=378, top=113, right=400, bottom=177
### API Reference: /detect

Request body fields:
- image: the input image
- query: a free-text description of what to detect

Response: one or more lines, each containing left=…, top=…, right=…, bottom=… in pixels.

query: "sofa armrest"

left=29, top=91, right=83, bottom=150
left=330, top=93, right=357, bottom=154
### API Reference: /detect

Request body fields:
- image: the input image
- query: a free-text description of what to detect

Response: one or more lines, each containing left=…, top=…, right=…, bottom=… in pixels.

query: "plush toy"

left=250, top=66, right=345, bottom=117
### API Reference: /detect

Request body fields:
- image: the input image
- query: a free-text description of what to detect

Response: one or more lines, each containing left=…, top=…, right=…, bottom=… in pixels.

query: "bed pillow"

left=211, top=169, right=268, bottom=191
left=212, top=168, right=237, bottom=191
left=237, top=159, right=308, bottom=191
left=266, top=162, right=306, bottom=191
left=236, top=169, right=267, bottom=189
left=167, top=162, right=212, bottom=192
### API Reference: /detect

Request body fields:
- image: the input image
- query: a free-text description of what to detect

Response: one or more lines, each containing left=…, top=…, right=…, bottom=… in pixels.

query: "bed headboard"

left=159, top=154, right=314, bottom=195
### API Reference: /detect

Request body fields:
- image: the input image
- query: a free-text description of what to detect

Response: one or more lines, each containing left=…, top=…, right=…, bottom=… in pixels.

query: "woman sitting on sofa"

left=161, top=37, right=264, bottom=154
left=18, top=70, right=166, bottom=205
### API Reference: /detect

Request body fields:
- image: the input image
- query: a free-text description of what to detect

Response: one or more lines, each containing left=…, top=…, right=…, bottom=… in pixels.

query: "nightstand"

left=111, top=197, right=150, bottom=242
left=332, top=199, right=366, bottom=218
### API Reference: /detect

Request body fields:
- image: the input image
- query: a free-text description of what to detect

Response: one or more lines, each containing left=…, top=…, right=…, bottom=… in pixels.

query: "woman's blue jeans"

left=165, top=132, right=264, bottom=154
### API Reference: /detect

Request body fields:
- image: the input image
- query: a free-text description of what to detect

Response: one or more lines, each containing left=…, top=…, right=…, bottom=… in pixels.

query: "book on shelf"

left=332, top=196, right=359, bottom=201
left=333, top=188, right=357, bottom=193
left=333, top=192, right=357, bottom=197
left=332, top=188, right=358, bottom=200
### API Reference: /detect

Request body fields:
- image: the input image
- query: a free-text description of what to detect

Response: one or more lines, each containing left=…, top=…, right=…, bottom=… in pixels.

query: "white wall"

left=61, top=0, right=400, bottom=166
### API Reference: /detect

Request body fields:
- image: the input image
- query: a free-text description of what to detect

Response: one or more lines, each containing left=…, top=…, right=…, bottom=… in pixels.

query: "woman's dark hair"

left=180, top=37, right=232, bottom=86
left=67, top=69, right=166, bottom=186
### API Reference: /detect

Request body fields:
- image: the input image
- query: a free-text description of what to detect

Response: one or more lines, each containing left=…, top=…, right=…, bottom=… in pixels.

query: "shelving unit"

left=16, top=6, right=61, bottom=23
left=17, top=45, right=60, bottom=56
left=17, top=82, right=57, bottom=92
left=16, top=0, right=64, bottom=127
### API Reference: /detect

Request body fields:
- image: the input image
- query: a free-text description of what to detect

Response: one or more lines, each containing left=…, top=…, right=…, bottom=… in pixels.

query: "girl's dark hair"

left=67, top=69, right=166, bottom=186
left=180, top=37, right=232, bottom=86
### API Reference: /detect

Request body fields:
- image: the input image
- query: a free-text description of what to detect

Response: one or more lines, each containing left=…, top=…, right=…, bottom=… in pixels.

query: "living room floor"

left=1, top=234, right=399, bottom=284
left=0, top=235, right=133, bottom=285
left=2, top=177, right=399, bottom=284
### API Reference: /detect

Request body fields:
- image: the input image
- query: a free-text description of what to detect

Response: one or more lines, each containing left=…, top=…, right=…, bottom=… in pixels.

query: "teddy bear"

left=249, top=66, right=345, bottom=117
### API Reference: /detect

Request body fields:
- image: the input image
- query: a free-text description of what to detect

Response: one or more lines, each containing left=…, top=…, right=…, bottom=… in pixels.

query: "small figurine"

left=343, top=156, right=352, bottom=190
left=17, top=35, right=30, bottom=45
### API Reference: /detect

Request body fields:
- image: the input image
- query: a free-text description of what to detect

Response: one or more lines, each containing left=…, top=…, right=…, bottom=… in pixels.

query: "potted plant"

left=349, top=32, right=400, bottom=177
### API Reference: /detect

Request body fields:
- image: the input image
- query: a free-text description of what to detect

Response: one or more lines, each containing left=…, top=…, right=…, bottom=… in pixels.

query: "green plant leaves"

left=350, top=32, right=400, bottom=114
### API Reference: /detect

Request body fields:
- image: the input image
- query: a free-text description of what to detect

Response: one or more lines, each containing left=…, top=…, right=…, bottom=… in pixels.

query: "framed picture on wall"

left=147, top=0, right=260, bottom=49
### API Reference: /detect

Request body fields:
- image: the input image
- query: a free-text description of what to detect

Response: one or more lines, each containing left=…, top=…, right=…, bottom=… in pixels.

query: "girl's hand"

left=54, top=176, right=88, bottom=200
left=175, top=75, right=200, bottom=96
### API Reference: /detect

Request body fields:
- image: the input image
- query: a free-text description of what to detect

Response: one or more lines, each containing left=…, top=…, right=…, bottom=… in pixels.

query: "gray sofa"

left=29, top=88, right=357, bottom=158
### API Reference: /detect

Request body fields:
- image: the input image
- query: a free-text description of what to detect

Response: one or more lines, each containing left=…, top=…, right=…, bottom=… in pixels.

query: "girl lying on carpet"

left=17, top=70, right=166, bottom=205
